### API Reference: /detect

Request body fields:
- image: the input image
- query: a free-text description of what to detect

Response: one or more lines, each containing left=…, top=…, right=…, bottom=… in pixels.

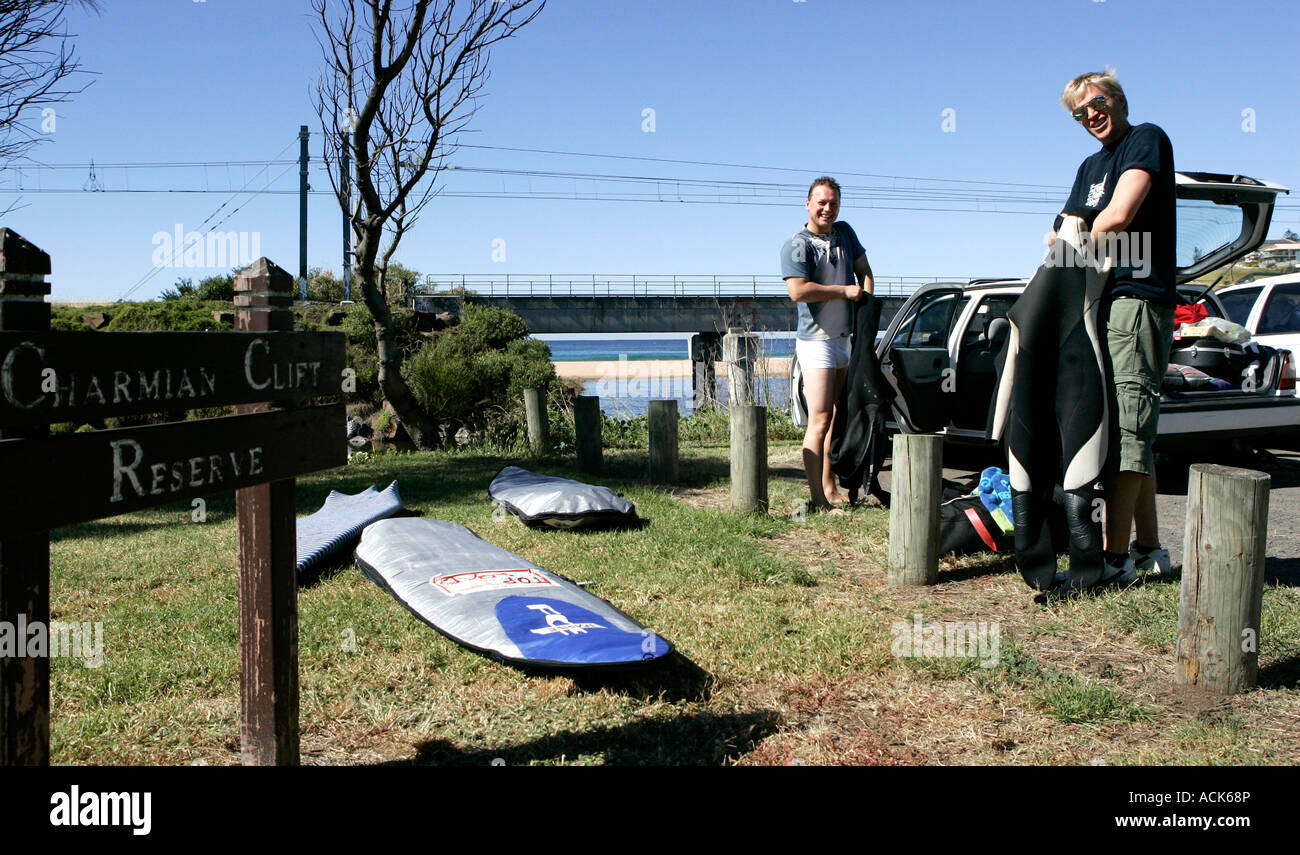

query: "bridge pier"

left=690, top=332, right=722, bottom=411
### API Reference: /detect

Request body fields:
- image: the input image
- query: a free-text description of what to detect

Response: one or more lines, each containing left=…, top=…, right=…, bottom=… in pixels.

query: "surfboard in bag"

left=296, top=481, right=405, bottom=574
left=354, top=517, right=672, bottom=668
left=488, top=466, right=638, bottom=530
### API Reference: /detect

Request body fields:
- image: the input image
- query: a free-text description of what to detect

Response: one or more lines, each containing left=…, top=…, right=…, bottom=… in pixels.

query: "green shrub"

left=104, top=301, right=232, bottom=332
left=195, top=274, right=234, bottom=301
left=402, top=310, right=554, bottom=449
left=460, top=303, right=528, bottom=350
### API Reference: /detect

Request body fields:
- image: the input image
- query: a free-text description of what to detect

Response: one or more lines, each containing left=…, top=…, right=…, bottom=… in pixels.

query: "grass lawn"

left=47, top=439, right=1300, bottom=765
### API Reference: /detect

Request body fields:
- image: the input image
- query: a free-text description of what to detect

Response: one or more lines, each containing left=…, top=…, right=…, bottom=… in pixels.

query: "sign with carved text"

left=0, top=331, right=347, bottom=427
left=0, top=404, right=345, bottom=536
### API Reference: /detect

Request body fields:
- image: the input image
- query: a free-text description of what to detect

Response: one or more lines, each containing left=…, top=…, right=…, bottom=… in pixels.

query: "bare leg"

left=1132, top=470, right=1160, bottom=547
left=802, top=366, right=839, bottom=510
left=822, top=366, right=849, bottom=503
left=1104, top=470, right=1144, bottom=552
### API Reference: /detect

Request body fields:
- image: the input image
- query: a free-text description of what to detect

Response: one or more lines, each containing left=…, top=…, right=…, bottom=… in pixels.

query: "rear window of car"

left=1258, top=283, right=1300, bottom=334
left=1218, top=287, right=1262, bottom=326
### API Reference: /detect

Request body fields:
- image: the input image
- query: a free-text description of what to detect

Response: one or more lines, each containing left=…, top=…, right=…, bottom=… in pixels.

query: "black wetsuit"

left=990, top=218, right=1109, bottom=590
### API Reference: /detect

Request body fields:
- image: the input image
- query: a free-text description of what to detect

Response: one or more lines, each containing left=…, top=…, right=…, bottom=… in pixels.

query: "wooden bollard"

left=888, top=433, right=943, bottom=585
left=574, top=395, right=602, bottom=474
left=1176, top=464, right=1270, bottom=694
left=723, top=331, right=757, bottom=406
left=648, top=399, right=678, bottom=484
left=524, top=387, right=548, bottom=456
left=730, top=405, right=768, bottom=512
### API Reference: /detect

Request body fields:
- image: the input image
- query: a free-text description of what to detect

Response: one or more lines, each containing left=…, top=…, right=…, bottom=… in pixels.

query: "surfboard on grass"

left=354, top=517, right=672, bottom=668
left=295, top=481, right=404, bottom=574
left=488, top=466, right=638, bottom=530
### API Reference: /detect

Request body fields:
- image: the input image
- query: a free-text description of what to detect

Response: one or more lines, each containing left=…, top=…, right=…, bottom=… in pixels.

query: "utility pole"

left=298, top=126, right=309, bottom=301
left=341, top=132, right=352, bottom=303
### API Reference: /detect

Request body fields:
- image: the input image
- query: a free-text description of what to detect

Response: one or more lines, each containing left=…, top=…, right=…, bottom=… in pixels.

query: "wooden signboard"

left=0, top=405, right=344, bottom=537
left=0, top=330, right=347, bottom=426
left=0, top=240, right=348, bottom=767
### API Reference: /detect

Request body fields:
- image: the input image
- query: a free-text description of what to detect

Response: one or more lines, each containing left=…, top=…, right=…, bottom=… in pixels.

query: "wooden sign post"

left=0, top=229, right=52, bottom=766
left=0, top=235, right=346, bottom=765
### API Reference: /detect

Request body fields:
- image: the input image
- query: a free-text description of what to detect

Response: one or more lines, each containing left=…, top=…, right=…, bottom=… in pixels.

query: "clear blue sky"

left=5, top=0, right=1298, bottom=301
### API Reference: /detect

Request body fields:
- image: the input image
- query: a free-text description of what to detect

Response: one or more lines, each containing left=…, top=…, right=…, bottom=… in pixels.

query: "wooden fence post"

left=690, top=332, right=722, bottom=411
left=574, top=395, right=602, bottom=474
left=524, top=387, right=548, bottom=456
left=730, top=404, right=767, bottom=512
left=723, top=331, right=757, bottom=406
left=648, top=399, right=678, bottom=485
left=888, top=433, right=942, bottom=586
left=1176, top=463, right=1269, bottom=694
left=0, top=229, right=51, bottom=766
left=234, top=258, right=300, bottom=765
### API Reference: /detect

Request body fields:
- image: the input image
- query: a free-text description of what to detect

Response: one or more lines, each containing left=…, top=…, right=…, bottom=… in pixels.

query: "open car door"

left=1175, top=172, right=1288, bottom=281
left=879, top=285, right=965, bottom=433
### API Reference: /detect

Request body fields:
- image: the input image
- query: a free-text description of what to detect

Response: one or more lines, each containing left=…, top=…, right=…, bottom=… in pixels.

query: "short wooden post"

left=574, top=395, right=602, bottom=474
left=1176, top=464, right=1269, bottom=694
left=888, top=434, right=942, bottom=586
left=0, top=230, right=52, bottom=766
left=723, top=331, right=757, bottom=406
left=730, top=404, right=768, bottom=512
left=234, top=258, right=300, bottom=765
left=524, top=387, right=548, bottom=456
left=648, top=399, right=678, bottom=484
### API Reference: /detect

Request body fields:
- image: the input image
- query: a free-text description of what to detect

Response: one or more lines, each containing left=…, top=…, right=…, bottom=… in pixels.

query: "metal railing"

left=414, top=274, right=963, bottom=299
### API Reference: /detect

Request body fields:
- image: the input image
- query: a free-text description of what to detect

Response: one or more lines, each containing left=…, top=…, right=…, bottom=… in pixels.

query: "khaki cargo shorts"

left=1106, top=297, right=1176, bottom=475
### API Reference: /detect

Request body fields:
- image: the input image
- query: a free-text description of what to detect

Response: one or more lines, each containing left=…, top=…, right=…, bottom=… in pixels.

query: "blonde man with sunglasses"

left=1051, top=70, right=1176, bottom=586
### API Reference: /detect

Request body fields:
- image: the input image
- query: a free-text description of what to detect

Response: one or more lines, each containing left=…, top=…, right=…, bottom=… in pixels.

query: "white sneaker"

left=1130, top=542, right=1171, bottom=577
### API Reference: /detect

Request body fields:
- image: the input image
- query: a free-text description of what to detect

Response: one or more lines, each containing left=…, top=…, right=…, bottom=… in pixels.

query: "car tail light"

left=1282, top=354, right=1296, bottom=391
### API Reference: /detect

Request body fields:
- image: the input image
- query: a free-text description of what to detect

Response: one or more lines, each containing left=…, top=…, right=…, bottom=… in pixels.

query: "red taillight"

left=1282, top=354, right=1296, bottom=391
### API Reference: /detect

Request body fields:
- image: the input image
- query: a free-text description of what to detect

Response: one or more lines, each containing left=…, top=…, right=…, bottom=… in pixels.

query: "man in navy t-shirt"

left=1051, top=70, right=1175, bottom=585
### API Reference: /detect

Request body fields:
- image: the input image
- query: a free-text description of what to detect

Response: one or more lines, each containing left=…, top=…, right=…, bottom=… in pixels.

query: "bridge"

left=409, top=274, right=951, bottom=335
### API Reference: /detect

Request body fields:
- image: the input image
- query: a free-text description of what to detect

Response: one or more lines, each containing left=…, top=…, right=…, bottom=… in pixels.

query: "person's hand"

left=1047, top=230, right=1058, bottom=248
left=844, top=284, right=864, bottom=302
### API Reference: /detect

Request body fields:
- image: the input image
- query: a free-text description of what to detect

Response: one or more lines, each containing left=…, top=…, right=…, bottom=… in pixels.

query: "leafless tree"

left=0, top=0, right=98, bottom=164
left=313, top=0, right=545, bottom=449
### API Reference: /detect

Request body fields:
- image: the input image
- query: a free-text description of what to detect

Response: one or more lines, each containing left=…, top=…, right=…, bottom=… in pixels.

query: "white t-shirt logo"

left=1086, top=173, right=1108, bottom=208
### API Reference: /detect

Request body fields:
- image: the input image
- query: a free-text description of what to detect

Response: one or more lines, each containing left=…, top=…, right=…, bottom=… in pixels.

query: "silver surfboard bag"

left=354, top=517, right=671, bottom=668
left=488, top=466, right=638, bottom=530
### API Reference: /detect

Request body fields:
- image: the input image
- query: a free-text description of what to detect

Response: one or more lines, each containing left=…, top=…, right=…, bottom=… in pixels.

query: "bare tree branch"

left=0, top=0, right=99, bottom=164
left=312, top=0, right=545, bottom=449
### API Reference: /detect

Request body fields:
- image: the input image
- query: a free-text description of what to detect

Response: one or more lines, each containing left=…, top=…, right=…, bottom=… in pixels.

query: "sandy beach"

left=553, top=357, right=792, bottom=381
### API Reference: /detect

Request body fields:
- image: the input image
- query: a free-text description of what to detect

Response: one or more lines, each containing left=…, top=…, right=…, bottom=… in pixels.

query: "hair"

left=1061, top=68, right=1126, bottom=112
left=807, top=176, right=841, bottom=200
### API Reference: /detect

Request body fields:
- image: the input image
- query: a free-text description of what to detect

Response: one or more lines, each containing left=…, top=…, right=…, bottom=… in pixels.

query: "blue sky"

left=4, top=0, right=1298, bottom=301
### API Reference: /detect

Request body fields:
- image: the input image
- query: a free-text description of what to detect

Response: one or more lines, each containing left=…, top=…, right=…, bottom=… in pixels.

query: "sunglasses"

left=1071, top=94, right=1109, bottom=122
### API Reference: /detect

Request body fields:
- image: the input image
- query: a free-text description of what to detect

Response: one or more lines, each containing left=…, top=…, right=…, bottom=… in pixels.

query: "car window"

left=1176, top=199, right=1245, bottom=269
left=1258, top=283, right=1300, bottom=334
left=1218, top=287, right=1262, bottom=326
left=907, top=292, right=961, bottom=348
left=961, top=296, right=1018, bottom=350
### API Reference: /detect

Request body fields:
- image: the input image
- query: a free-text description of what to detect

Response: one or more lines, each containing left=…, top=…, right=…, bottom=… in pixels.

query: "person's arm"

left=854, top=253, right=873, bottom=295
left=1091, top=168, right=1153, bottom=244
left=786, top=277, right=863, bottom=303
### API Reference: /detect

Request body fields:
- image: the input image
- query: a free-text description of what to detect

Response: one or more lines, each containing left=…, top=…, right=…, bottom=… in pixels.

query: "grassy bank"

left=47, top=440, right=1300, bottom=765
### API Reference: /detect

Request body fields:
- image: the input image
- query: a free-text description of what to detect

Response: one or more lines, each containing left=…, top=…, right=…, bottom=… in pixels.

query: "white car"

left=1219, top=273, right=1300, bottom=371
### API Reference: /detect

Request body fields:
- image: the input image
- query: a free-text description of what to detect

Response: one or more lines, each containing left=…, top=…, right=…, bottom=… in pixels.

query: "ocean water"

left=536, top=334, right=794, bottom=419
left=541, top=334, right=796, bottom=363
